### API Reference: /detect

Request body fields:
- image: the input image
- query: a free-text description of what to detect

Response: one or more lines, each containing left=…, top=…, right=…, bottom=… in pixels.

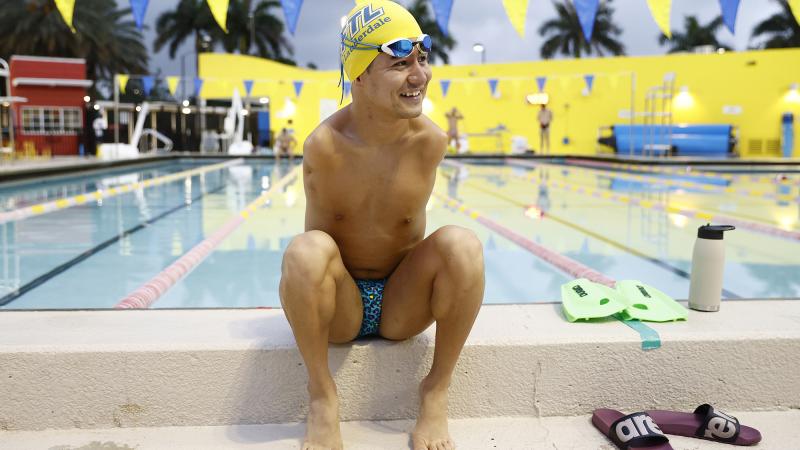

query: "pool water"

left=1, top=157, right=798, bottom=310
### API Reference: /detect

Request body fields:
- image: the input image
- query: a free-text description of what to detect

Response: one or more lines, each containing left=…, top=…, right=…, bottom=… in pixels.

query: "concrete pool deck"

left=4, top=410, right=800, bottom=449
left=1, top=300, right=798, bottom=436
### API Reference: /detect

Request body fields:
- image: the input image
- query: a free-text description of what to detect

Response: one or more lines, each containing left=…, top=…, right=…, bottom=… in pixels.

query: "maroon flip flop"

left=592, top=408, right=673, bottom=449
left=645, top=404, right=762, bottom=445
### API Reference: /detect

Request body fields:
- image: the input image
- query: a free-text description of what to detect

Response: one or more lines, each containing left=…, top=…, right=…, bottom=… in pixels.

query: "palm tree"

left=404, top=0, right=456, bottom=64
left=658, top=15, right=732, bottom=53
left=750, top=0, right=800, bottom=49
left=154, top=0, right=294, bottom=65
left=0, top=0, right=148, bottom=93
left=538, top=0, right=625, bottom=59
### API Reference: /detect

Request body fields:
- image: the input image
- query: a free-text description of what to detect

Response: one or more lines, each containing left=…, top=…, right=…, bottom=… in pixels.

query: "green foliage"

left=750, top=0, right=800, bottom=49
left=153, top=0, right=294, bottom=64
left=0, top=0, right=148, bottom=93
left=658, top=15, right=731, bottom=53
left=538, top=0, right=625, bottom=59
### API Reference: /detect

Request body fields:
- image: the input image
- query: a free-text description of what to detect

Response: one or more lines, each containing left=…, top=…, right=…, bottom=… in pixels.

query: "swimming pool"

left=1, top=157, right=798, bottom=310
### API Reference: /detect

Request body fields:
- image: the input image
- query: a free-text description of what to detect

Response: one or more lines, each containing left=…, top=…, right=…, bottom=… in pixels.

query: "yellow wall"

left=200, top=48, right=800, bottom=158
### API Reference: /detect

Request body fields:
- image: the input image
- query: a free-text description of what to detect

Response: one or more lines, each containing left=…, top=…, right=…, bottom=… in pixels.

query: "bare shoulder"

left=411, top=115, right=447, bottom=163
left=303, top=109, right=349, bottom=169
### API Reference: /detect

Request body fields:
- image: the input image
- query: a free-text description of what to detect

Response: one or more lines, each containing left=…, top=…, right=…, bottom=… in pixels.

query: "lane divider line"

left=560, top=157, right=800, bottom=186
left=510, top=159, right=799, bottom=202
left=499, top=161, right=800, bottom=241
left=457, top=177, right=742, bottom=299
left=0, top=159, right=244, bottom=225
left=0, top=184, right=227, bottom=307
left=115, top=165, right=301, bottom=309
left=432, top=189, right=661, bottom=350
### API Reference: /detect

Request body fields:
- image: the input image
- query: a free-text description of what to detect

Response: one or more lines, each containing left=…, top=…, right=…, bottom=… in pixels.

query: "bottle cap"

left=697, top=224, right=735, bottom=240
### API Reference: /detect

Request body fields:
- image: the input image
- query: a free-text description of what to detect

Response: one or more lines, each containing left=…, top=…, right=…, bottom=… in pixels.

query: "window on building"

left=20, top=107, right=83, bottom=135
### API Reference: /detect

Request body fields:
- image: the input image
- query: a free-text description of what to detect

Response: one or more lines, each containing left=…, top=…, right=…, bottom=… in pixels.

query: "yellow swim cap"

left=340, top=0, right=423, bottom=82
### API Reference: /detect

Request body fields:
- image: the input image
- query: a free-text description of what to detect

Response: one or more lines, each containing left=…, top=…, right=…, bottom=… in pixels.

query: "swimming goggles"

left=341, top=34, right=432, bottom=58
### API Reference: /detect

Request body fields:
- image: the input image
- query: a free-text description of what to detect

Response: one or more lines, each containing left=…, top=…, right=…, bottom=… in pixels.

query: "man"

left=537, top=103, right=553, bottom=154
left=444, top=107, right=464, bottom=153
left=275, top=127, right=297, bottom=162
left=279, top=2, right=485, bottom=450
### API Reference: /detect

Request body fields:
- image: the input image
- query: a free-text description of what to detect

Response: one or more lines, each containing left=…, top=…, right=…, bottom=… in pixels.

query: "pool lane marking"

left=510, top=159, right=799, bottom=202
left=460, top=179, right=742, bottom=299
left=0, top=183, right=227, bottom=307
left=499, top=161, right=800, bottom=241
left=0, top=159, right=244, bottom=225
left=431, top=190, right=662, bottom=350
left=560, top=158, right=800, bottom=187
left=115, top=164, right=302, bottom=309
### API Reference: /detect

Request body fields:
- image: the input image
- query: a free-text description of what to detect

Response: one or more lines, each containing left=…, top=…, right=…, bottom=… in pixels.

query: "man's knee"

left=281, top=230, right=340, bottom=287
left=431, top=225, right=484, bottom=270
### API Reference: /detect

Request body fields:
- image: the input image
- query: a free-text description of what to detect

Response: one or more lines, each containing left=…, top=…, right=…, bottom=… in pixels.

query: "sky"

left=132, top=0, right=782, bottom=78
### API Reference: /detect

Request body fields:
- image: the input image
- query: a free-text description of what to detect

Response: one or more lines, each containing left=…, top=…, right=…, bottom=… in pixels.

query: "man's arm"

left=302, top=127, right=333, bottom=231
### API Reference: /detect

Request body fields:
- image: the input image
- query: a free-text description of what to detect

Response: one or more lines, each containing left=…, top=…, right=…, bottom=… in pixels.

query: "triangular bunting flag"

left=206, top=0, right=230, bottom=33
left=244, top=79, right=254, bottom=97
left=167, top=76, right=180, bottom=97
left=54, top=0, right=77, bottom=33
left=718, top=0, right=740, bottom=34
left=501, top=0, right=529, bottom=38
left=584, top=74, right=594, bottom=93
left=488, top=78, right=499, bottom=97
left=536, top=76, right=547, bottom=92
left=431, top=0, right=454, bottom=37
left=130, top=0, right=149, bottom=30
left=646, top=0, right=672, bottom=38
left=141, top=75, right=154, bottom=96
left=343, top=81, right=351, bottom=98
left=788, top=0, right=800, bottom=27
left=194, top=78, right=204, bottom=97
left=574, top=0, right=599, bottom=42
left=117, top=74, right=130, bottom=94
left=440, top=79, right=451, bottom=98
left=293, top=80, right=304, bottom=98
left=280, top=0, right=303, bottom=35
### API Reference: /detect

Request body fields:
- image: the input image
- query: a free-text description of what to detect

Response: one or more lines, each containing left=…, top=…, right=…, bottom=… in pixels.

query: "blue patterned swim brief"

left=355, top=278, right=387, bottom=338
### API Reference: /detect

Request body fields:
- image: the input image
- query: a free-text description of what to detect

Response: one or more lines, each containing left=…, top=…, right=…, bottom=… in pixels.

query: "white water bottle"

left=688, top=224, right=735, bottom=312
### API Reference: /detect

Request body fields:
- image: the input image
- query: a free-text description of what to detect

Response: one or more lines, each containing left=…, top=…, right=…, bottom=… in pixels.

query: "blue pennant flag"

left=431, top=0, right=454, bottom=37
left=488, top=78, right=499, bottom=97
left=343, top=81, right=351, bottom=98
left=536, top=76, right=547, bottom=92
left=440, top=79, right=451, bottom=98
left=718, top=0, right=740, bottom=34
left=194, top=78, right=204, bottom=98
left=574, top=0, right=599, bottom=42
left=293, top=80, right=304, bottom=97
left=243, top=79, right=254, bottom=96
left=141, top=75, right=154, bottom=96
left=130, top=0, right=149, bottom=30
left=584, top=74, right=594, bottom=93
left=280, top=0, right=303, bottom=35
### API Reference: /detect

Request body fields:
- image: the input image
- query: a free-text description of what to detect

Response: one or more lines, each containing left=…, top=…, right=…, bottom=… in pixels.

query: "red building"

left=10, top=56, right=92, bottom=156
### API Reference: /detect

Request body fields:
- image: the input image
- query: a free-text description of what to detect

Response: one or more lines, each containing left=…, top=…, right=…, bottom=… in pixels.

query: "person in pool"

left=279, top=1, right=485, bottom=449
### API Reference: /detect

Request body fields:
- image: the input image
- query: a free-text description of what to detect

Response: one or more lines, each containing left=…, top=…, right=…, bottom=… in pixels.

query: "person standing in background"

left=445, top=107, right=464, bottom=153
left=537, top=103, right=553, bottom=154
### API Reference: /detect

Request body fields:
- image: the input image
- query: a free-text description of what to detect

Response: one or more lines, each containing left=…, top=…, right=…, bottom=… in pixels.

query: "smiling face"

left=354, top=47, right=432, bottom=119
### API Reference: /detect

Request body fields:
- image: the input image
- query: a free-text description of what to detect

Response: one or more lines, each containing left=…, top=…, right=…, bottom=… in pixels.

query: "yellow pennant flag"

left=502, top=0, right=529, bottom=38
left=117, top=74, right=130, bottom=94
left=789, top=1, right=800, bottom=27
left=54, top=0, right=77, bottom=32
left=646, top=0, right=672, bottom=39
left=167, top=76, right=180, bottom=96
left=207, top=0, right=230, bottom=33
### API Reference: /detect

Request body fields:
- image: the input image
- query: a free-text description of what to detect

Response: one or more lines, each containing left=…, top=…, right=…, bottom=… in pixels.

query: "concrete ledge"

left=1, top=301, right=799, bottom=431
left=2, top=411, right=799, bottom=449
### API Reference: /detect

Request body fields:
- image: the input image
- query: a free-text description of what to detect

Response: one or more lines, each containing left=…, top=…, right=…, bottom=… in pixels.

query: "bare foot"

left=302, top=387, right=343, bottom=450
left=411, top=377, right=455, bottom=450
